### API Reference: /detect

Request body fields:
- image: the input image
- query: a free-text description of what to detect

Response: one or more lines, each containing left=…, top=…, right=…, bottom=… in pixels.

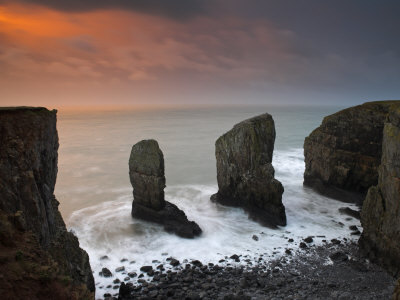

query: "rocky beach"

left=108, top=240, right=394, bottom=300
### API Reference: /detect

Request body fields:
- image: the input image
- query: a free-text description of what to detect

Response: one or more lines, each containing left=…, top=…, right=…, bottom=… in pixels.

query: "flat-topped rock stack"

left=129, top=139, right=202, bottom=238
left=211, top=113, right=286, bottom=227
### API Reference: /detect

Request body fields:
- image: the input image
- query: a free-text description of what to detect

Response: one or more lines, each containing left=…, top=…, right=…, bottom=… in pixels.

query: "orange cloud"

left=0, top=3, right=308, bottom=106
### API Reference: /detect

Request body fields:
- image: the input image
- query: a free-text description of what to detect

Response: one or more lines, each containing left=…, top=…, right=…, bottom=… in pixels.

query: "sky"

left=1, top=0, right=400, bottom=108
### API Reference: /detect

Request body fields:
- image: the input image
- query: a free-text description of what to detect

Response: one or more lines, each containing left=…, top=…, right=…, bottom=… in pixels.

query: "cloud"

left=65, top=36, right=96, bottom=52
left=128, top=70, right=155, bottom=81
left=0, top=0, right=207, bottom=20
left=1, top=1, right=400, bottom=106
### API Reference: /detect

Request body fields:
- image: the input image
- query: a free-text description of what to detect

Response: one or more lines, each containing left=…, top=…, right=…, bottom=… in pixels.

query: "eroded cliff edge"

left=304, top=101, right=400, bottom=204
left=360, top=106, right=400, bottom=276
left=0, top=107, right=94, bottom=299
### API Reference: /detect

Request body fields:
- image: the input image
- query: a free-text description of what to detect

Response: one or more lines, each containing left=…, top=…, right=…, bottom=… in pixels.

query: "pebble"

left=304, top=236, right=313, bottom=243
left=115, top=266, right=125, bottom=272
left=100, top=267, right=112, bottom=278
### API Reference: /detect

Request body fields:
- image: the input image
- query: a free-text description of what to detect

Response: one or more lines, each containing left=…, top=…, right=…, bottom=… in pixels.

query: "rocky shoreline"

left=2, top=103, right=400, bottom=300
left=95, top=238, right=394, bottom=300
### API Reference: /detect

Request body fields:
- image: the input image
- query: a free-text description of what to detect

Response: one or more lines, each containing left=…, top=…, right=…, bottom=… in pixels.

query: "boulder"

left=359, top=105, right=400, bottom=275
left=129, top=139, right=201, bottom=238
left=0, top=107, right=94, bottom=298
left=303, top=101, right=400, bottom=203
left=210, top=113, right=286, bottom=227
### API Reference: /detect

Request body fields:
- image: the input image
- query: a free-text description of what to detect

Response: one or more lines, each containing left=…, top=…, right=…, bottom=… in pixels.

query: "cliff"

left=0, top=107, right=94, bottom=299
left=360, top=106, right=400, bottom=276
left=304, top=101, right=400, bottom=203
left=211, top=113, right=286, bottom=227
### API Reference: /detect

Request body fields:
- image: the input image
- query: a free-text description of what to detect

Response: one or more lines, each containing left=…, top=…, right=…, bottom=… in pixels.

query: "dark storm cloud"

left=223, top=0, right=400, bottom=55
left=0, top=0, right=207, bottom=19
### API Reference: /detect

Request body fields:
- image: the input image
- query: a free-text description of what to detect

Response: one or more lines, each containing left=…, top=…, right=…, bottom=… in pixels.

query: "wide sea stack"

left=130, top=139, right=202, bottom=238
left=0, top=107, right=94, bottom=299
left=360, top=105, right=400, bottom=276
left=303, top=101, right=400, bottom=204
left=211, top=113, right=286, bottom=227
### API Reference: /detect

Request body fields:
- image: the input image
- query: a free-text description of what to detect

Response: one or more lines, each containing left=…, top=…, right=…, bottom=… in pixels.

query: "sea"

left=55, top=105, right=360, bottom=296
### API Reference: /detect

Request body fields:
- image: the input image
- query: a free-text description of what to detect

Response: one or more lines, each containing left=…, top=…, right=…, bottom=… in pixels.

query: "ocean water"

left=55, top=105, right=360, bottom=296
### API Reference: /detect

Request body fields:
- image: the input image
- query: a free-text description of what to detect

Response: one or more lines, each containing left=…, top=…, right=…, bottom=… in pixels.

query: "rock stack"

left=303, top=101, right=399, bottom=204
left=210, top=113, right=286, bottom=227
left=129, top=139, right=202, bottom=238
left=360, top=106, right=400, bottom=275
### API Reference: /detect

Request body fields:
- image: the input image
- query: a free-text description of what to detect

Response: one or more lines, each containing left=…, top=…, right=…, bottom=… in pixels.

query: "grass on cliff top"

left=0, top=107, right=57, bottom=115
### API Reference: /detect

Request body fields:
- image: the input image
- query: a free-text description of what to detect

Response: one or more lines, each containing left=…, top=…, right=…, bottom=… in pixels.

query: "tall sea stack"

left=360, top=106, right=400, bottom=275
left=211, top=113, right=286, bottom=227
left=129, top=139, right=202, bottom=238
left=304, top=101, right=399, bottom=203
left=0, top=107, right=94, bottom=299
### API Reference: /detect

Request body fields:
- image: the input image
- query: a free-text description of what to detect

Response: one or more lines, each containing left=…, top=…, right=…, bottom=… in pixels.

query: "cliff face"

left=0, top=107, right=94, bottom=299
left=360, top=106, right=400, bottom=276
left=304, top=101, right=399, bottom=203
left=211, top=113, right=286, bottom=227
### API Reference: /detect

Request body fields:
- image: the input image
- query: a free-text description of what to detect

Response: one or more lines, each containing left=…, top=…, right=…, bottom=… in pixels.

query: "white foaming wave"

left=273, top=148, right=305, bottom=186
left=67, top=149, right=361, bottom=297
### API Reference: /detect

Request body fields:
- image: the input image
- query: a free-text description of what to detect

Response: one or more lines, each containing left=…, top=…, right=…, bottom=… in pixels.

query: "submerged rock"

left=129, top=139, right=202, bottom=238
left=0, top=107, right=94, bottom=298
left=211, top=113, right=286, bottom=227
left=304, top=101, right=400, bottom=203
left=360, top=105, right=400, bottom=275
left=338, top=207, right=360, bottom=220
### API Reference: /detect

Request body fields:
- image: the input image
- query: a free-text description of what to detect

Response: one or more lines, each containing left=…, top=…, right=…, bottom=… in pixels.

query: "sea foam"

left=67, top=148, right=360, bottom=297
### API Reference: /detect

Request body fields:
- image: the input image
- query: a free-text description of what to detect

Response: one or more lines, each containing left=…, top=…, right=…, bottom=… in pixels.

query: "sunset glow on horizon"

left=1, top=1, right=400, bottom=107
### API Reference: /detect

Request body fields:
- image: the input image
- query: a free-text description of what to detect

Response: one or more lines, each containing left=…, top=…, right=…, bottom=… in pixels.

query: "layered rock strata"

left=0, top=107, right=94, bottom=299
left=304, top=101, right=399, bottom=203
left=129, top=139, right=202, bottom=238
left=210, top=113, right=286, bottom=227
left=359, top=106, right=400, bottom=275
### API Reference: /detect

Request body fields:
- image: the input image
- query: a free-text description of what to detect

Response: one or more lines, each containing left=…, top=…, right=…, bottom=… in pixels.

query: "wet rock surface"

left=129, top=139, right=201, bottom=238
left=114, top=242, right=394, bottom=300
left=0, top=107, right=94, bottom=298
left=304, top=101, right=400, bottom=203
left=360, top=106, right=400, bottom=276
left=211, top=113, right=286, bottom=227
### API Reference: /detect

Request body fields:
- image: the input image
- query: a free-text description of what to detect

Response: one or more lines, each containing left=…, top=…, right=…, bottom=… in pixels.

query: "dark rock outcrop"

left=359, top=106, right=400, bottom=276
left=210, top=113, right=286, bottom=227
left=394, top=279, right=400, bottom=300
left=129, top=139, right=201, bottom=238
left=0, top=107, right=94, bottom=299
left=304, top=101, right=400, bottom=203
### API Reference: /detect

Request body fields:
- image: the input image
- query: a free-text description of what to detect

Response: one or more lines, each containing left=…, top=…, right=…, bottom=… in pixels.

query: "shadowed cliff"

left=0, top=107, right=94, bottom=299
